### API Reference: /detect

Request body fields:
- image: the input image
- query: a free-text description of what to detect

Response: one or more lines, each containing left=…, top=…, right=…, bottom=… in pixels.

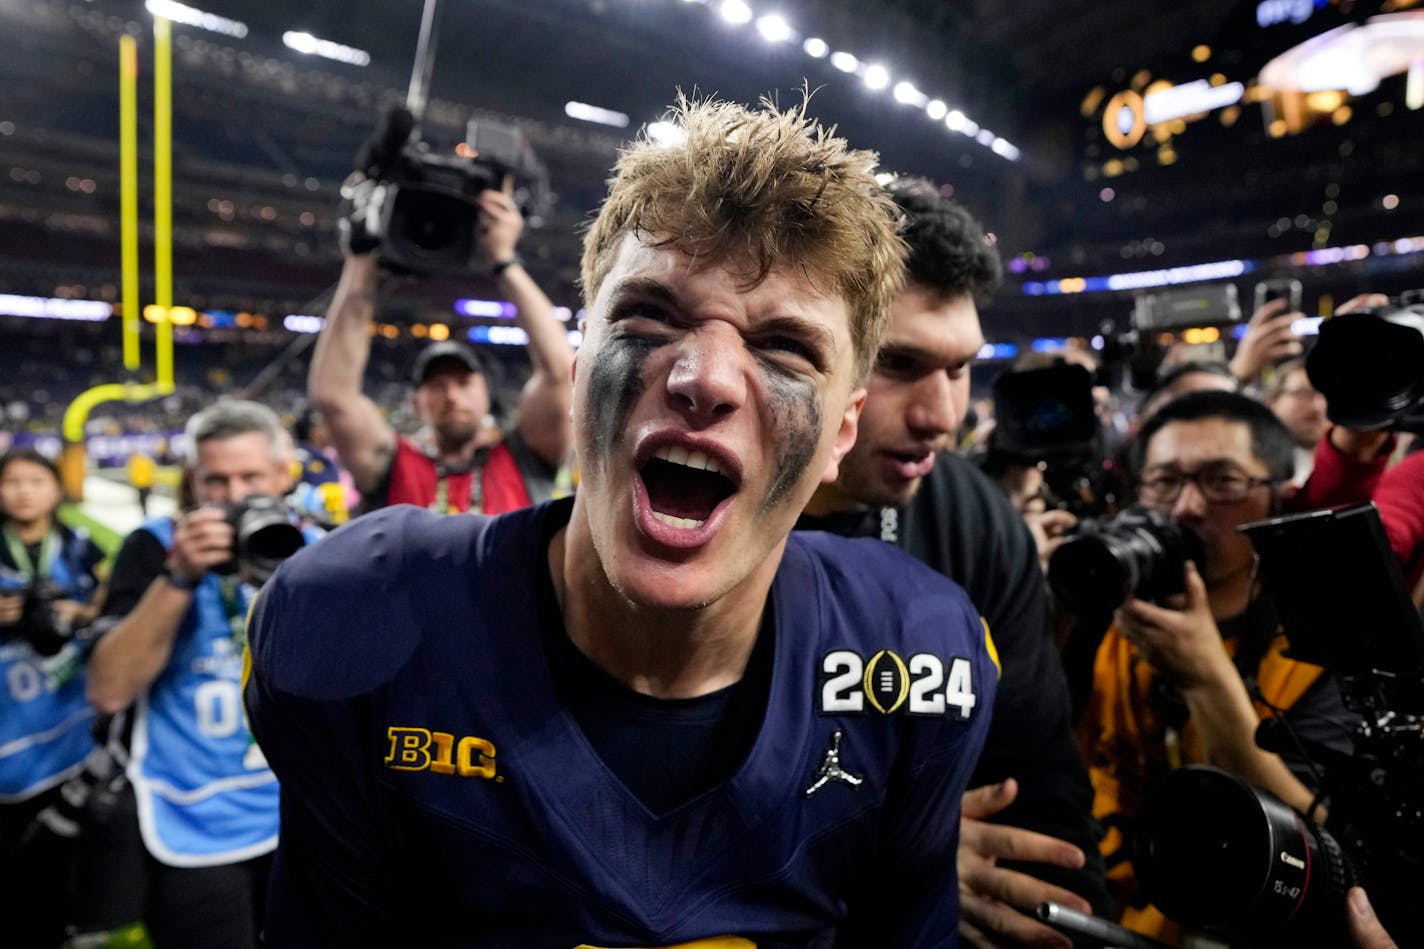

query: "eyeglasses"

left=1139, top=463, right=1278, bottom=505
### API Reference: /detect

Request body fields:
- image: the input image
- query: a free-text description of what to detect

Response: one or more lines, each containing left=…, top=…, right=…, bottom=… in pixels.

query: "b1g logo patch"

left=385, top=726, right=500, bottom=781
left=819, top=649, right=977, bottom=718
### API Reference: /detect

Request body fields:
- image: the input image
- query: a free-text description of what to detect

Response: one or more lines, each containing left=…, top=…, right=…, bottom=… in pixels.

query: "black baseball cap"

left=411, top=341, right=487, bottom=386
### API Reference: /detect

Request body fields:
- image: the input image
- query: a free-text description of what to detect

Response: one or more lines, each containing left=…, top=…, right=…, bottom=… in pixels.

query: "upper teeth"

left=654, top=445, right=722, bottom=474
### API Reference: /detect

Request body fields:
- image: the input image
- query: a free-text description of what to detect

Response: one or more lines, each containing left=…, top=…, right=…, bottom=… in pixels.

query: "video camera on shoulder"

left=212, top=494, right=304, bottom=586
left=341, top=107, right=545, bottom=277
left=1307, top=289, right=1424, bottom=432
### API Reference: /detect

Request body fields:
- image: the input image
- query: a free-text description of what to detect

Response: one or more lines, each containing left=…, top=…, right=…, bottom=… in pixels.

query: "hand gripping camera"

left=213, top=495, right=304, bottom=586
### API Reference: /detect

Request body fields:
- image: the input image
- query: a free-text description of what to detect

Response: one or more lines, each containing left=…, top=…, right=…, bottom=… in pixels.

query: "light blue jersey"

left=0, top=527, right=101, bottom=802
left=126, top=518, right=279, bottom=867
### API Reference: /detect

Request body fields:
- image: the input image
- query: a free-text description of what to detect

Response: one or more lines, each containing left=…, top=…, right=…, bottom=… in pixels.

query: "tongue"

left=641, top=458, right=731, bottom=521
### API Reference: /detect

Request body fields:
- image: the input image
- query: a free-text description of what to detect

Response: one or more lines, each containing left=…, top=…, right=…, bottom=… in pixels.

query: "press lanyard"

left=433, top=461, right=484, bottom=515
left=218, top=575, right=249, bottom=653
left=3, top=526, right=57, bottom=582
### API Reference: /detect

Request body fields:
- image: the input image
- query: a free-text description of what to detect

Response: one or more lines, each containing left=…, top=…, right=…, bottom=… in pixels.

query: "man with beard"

left=309, top=181, right=573, bottom=515
left=246, top=96, right=999, bottom=946
left=798, top=177, right=1108, bottom=948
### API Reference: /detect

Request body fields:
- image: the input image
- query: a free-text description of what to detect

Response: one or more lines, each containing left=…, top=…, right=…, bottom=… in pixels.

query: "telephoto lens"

left=1047, top=505, right=1203, bottom=617
left=1132, top=766, right=1352, bottom=947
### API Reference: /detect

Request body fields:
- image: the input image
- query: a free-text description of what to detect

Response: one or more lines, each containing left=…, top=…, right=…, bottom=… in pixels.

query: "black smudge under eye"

left=759, top=360, right=822, bottom=512
left=582, top=333, right=653, bottom=471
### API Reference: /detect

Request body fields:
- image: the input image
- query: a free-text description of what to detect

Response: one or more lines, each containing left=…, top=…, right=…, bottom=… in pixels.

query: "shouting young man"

left=246, top=96, right=999, bottom=946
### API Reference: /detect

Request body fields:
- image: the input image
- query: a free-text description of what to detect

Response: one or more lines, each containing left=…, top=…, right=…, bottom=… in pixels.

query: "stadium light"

left=282, top=31, right=370, bottom=66
left=647, top=120, right=687, bottom=146
left=145, top=0, right=247, bottom=37
left=863, top=64, right=890, bottom=90
left=830, top=51, right=858, bottom=73
left=565, top=101, right=630, bottom=128
left=719, top=0, right=753, bottom=25
left=802, top=37, right=829, bottom=58
left=926, top=99, right=947, bottom=120
left=893, top=81, right=924, bottom=106
left=756, top=14, right=794, bottom=43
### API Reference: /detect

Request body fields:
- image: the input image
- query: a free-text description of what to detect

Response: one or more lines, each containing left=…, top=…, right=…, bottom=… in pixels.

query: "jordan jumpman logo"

left=804, top=729, right=863, bottom=797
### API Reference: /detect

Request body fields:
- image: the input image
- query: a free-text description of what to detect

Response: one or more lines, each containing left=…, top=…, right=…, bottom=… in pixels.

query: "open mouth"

left=638, top=445, right=739, bottom=530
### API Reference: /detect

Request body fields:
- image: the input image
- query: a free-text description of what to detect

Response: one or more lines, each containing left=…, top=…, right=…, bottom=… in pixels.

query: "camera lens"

left=1133, top=767, right=1351, bottom=945
left=1047, top=535, right=1137, bottom=616
left=1047, top=505, right=1201, bottom=616
left=1307, top=309, right=1424, bottom=430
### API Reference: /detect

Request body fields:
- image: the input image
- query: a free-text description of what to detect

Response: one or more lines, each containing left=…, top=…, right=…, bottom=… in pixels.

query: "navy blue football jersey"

left=245, top=499, right=997, bottom=948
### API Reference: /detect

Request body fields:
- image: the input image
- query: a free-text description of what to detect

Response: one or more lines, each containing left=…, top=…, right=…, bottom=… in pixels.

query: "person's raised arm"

left=308, top=253, right=397, bottom=494
left=476, top=186, right=573, bottom=469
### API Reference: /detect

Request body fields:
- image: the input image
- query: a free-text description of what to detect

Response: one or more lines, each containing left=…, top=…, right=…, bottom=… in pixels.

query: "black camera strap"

left=2, top=525, right=57, bottom=583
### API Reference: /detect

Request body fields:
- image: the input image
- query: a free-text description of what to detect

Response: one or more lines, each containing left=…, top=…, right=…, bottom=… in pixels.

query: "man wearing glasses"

left=1077, top=389, right=1356, bottom=939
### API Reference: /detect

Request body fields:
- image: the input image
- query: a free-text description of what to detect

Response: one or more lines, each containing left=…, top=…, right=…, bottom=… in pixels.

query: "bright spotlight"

left=756, top=13, right=793, bottom=43
left=647, top=121, right=687, bottom=146
left=830, top=51, right=858, bottom=73
left=719, top=0, right=753, bottom=25
left=802, top=37, right=828, bottom=58
left=945, top=109, right=966, bottom=131
left=893, top=81, right=923, bottom=105
left=863, top=64, right=890, bottom=90
left=926, top=99, right=947, bottom=120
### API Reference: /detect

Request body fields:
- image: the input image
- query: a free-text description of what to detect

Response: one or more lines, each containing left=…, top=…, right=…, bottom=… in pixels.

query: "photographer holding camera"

left=309, top=128, right=573, bottom=515
left=76, top=401, right=310, bottom=948
left=1, top=447, right=105, bottom=948
left=1069, top=390, right=1358, bottom=941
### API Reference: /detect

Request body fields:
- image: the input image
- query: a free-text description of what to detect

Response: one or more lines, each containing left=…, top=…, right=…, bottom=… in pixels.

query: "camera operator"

left=1074, top=390, right=1358, bottom=941
left=75, top=401, right=309, bottom=948
left=1, top=447, right=105, bottom=948
left=309, top=177, right=573, bottom=515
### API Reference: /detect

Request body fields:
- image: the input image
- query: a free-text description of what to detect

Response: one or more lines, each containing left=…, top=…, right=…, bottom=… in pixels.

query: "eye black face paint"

left=582, top=333, right=655, bottom=472
left=760, top=361, right=822, bottom=512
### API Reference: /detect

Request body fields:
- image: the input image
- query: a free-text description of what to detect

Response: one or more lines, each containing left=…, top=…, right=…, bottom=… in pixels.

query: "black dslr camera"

left=1047, top=505, right=1204, bottom=617
left=1, top=580, right=73, bottom=657
left=1306, top=289, right=1424, bottom=432
left=213, top=495, right=304, bottom=586
left=341, top=107, right=544, bottom=276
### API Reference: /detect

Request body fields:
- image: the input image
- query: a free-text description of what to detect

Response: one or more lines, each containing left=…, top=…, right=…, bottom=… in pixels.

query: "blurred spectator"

left=1263, top=358, right=1328, bottom=484
left=127, top=449, right=157, bottom=517
left=1134, top=360, right=1239, bottom=425
left=310, top=183, right=573, bottom=515
left=0, top=447, right=106, bottom=948
left=75, top=401, right=303, bottom=947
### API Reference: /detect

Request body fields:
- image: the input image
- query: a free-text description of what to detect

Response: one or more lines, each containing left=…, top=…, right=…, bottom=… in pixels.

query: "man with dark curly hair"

left=801, top=177, right=1109, bottom=947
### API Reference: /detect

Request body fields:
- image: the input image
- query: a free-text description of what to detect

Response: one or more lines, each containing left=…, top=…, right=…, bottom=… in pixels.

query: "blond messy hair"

left=581, top=93, right=907, bottom=384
